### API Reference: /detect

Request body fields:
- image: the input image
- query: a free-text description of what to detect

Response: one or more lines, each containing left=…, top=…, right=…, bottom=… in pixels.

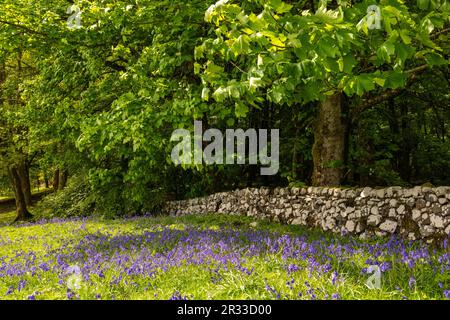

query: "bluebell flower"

left=332, top=293, right=341, bottom=300
left=17, top=279, right=26, bottom=292
left=331, top=271, right=339, bottom=286
left=408, top=277, right=416, bottom=289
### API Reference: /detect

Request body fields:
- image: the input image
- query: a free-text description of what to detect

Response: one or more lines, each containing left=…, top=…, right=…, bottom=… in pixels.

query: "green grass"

left=0, top=210, right=16, bottom=225
left=0, top=187, right=52, bottom=201
left=0, top=213, right=448, bottom=300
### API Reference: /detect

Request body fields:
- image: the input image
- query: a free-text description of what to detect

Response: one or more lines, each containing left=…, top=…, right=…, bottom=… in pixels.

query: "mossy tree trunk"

left=312, top=93, right=346, bottom=186
left=8, top=166, right=33, bottom=222
left=17, top=160, right=32, bottom=206
left=44, top=173, right=49, bottom=189
left=53, top=168, right=60, bottom=191
left=59, top=169, right=68, bottom=190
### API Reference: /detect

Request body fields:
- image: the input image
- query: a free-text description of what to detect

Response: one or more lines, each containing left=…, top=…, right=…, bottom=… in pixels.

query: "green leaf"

left=269, top=84, right=285, bottom=103
left=338, top=57, right=344, bottom=72
left=384, top=71, right=407, bottom=89
left=268, top=0, right=293, bottom=14
left=342, top=55, right=357, bottom=74
left=317, top=38, right=338, bottom=58
left=417, top=0, right=430, bottom=10
left=377, top=42, right=395, bottom=63
left=395, top=43, right=414, bottom=66
left=194, top=46, right=204, bottom=60
left=228, top=85, right=241, bottom=99
left=201, top=87, right=210, bottom=101
left=248, top=77, right=263, bottom=90
left=355, top=74, right=375, bottom=96
left=212, top=87, right=228, bottom=102
left=325, top=57, right=340, bottom=72
left=374, top=77, right=385, bottom=87
left=356, top=17, right=368, bottom=35
left=268, top=35, right=285, bottom=48
left=235, top=101, right=249, bottom=117
left=399, top=30, right=411, bottom=44
left=421, top=18, right=434, bottom=34
left=233, top=35, right=251, bottom=55
left=194, top=62, right=201, bottom=75
left=424, top=53, right=447, bottom=66
left=226, top=118, right=235, bottom=126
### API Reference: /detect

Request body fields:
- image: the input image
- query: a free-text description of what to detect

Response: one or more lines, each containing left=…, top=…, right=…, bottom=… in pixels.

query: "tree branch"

left=430, top=28, right=449, bottom=39
left=0, top=19, right=47, bottom=36
left=352, top=64, right=431, bottom=118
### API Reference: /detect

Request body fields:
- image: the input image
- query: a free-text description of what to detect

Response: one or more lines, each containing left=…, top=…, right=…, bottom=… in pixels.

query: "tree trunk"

left=59, top=169, right=68, bottom=190
left=342, top=94, right=352, bottom=184
left=16, top=161, right=32, bottom=206
left=398, top=103, right=412, bottom=181
left=312, top=93, right=346, bottom=186
left=8, top=167, right=32, bottom=222
left=44, top=174, right=49, bottom=189
left=53, top=169, right=60, bottom=191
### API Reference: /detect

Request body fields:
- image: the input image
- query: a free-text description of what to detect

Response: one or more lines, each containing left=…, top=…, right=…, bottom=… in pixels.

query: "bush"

left=37, top=173, right=168, bottom=219
left=37, top=174, right=96, bottom=218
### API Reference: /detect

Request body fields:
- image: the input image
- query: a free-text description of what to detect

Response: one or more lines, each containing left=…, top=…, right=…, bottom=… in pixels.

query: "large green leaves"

left=198, top=0, right=449, bottom=106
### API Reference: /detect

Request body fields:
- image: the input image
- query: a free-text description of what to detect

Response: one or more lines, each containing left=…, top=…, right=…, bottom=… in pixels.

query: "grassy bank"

left=0, top=214, right=449, bottom=300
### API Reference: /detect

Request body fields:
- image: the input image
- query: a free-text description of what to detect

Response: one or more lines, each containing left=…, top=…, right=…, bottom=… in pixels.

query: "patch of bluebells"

left=66, top=288, right=78, bottom=300
left=264, top=281, right=281, bottom=299
left=332, top=293, right=341, bottom=300
left=286, top=263, right=300, bottom=275
left=27, top=291, right=40, bottom=300
left=285, top=278, right=295, bottom=290
left=169, top=291, right=189, bottom=300
left=0, top=216, right=449, bottom=300
left=443, top=290, right=449, bottom=299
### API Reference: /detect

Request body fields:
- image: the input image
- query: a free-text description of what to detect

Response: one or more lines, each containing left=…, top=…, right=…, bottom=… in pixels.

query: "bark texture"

left=8, top=166, right=32, bottom=222
left=312, top=94, right=346, bottom=186
left=53, top=169, right=60, bottom=191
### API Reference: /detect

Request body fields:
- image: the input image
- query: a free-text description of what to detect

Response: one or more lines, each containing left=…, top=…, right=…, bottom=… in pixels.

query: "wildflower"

left=408, top=277, right=416, bottom=289
left=264, top=280, right=281, bottom=299
left=287, top=264, right=299, bottom=274
left=17, top=279, right=26, bottom=292
left=379, top=262, right=391, bottom=272
left=169, top=291, right=189, bottom=300
left=331, top=271, right=339, bottom=286
left=66, top=288, right=77, bottom=300
left=27, top=292, right=39, bottom=300
left=6, top=286, right=13, bottom=295
left=39, top=263, right=49, bottom=272
left=286, top=278, right=294, bottom=290
left=332, top=293, right=341, bottom=300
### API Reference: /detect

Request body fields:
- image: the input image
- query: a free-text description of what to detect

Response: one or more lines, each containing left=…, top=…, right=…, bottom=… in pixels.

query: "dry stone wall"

left=163, top=186, right=450, bottom=242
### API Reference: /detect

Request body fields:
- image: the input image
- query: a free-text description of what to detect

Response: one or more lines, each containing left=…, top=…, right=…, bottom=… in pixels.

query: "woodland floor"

left=0, top=189, right=52, bottom=216
left=0, top=213, right=448, bottom=300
